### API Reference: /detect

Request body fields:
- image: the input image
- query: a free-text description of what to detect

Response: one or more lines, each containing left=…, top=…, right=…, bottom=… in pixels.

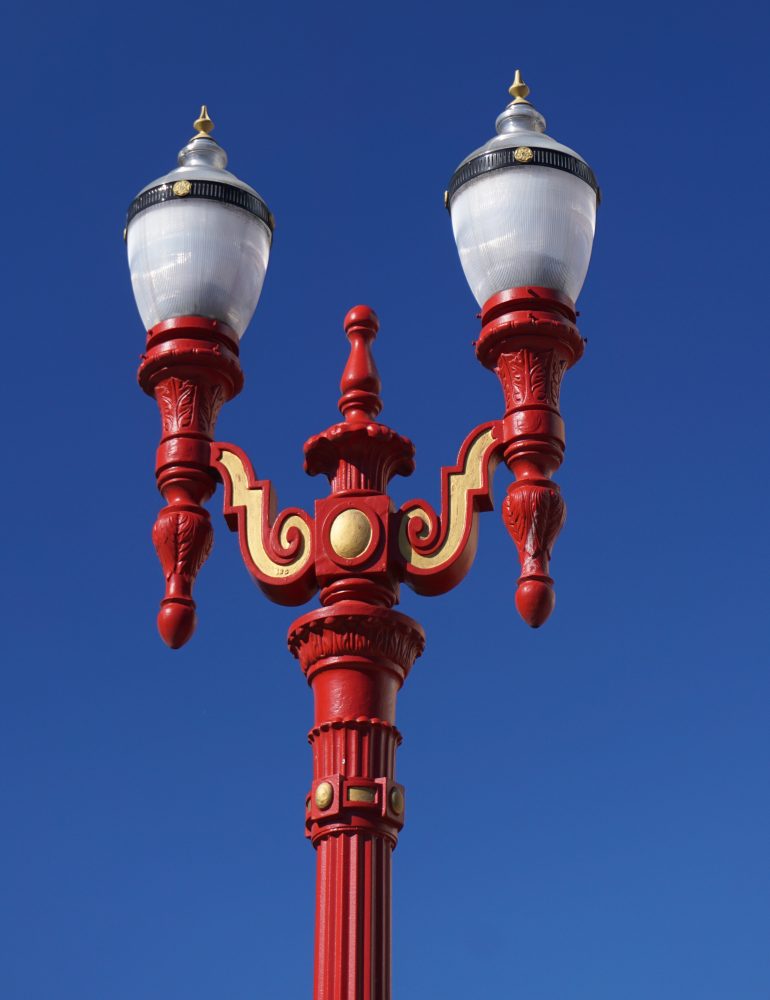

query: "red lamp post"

left=127, top=75, right=598, bottom=1000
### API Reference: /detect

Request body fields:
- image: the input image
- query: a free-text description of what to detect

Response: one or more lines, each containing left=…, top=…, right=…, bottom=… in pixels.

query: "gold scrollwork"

left=398, top=424, right=500, bottom=573
left=217, top=448, right=313, bottom=580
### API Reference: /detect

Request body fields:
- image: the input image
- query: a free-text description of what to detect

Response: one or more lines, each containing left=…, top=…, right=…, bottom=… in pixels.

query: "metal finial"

left=508, top=69, right=531, bottom=104
left=339, top=306, right=382, bottom=422
left=193, top=105, right=214, bottom=137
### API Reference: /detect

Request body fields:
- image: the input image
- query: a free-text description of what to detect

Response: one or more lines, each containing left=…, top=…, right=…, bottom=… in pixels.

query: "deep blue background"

left=2, top=1, right=768, bottom=997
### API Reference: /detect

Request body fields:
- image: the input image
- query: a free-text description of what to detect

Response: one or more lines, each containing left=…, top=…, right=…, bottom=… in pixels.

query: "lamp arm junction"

left=397, top=420, right=503, bottom=596
left=212, top=443, right=318, bottom=606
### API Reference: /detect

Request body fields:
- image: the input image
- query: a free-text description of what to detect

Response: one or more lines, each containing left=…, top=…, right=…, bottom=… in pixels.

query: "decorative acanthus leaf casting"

left=149, top=506, right=214, bottom=649
left=199, top=383, right=225, bottom=431
left=172, top=512, right=194, bottom=573
left=155, top=377, right=226, bottom=435
left=496, top=348, right=566, bottom=411
left=153, top=508, right=213, bottom=582
left=549, top=355, right=568, bottom=407
left=288, top=613, right=426, bottom=678
left=398, top=422, right=502, bottom=595
left=213, top=444, right=317, bottom=605
left=500, top=476, right=566, bottom=628
left=502, top=482, right=565, bottom=579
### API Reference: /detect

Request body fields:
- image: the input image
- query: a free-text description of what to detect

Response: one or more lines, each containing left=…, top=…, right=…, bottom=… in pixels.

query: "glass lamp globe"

left=447, top=72, right=600, bottom=307
left=125, top=107, right=274, bottom=339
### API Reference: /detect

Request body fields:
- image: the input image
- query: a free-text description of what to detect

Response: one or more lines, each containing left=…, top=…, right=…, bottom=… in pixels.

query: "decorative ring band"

left=447, top=146, right=600, bottom=208
left=126, top=180, right=274, bottom=233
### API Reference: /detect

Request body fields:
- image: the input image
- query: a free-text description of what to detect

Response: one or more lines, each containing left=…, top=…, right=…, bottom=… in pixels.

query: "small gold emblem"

left=315, top=781, right=334, bottom=810
left=173, top=179, right=192, bottom=197
left=514, top=146, right=534, bottom=163
left=348, top=787, right=376, bottom=803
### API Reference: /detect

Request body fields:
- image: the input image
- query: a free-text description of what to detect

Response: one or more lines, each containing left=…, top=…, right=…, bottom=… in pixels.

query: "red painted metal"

left=289, top=603, right=423, bottom=1000
left=138, top=297, right=586, bottom=997
left=476, top=287, right=584, bottom=627
left=398, top=420, right=502, bottom=596
left=138, top=316, right=243, bottom=647
left=304, top=307, right=415, bottom=498
left=289, top=307, right=424, bottom=998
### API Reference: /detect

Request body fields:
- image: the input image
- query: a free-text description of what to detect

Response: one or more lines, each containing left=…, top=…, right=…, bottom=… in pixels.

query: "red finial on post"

left=339, top=305, right=382, bottom=422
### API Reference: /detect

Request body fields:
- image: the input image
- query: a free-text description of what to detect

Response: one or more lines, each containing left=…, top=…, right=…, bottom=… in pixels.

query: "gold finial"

left=508, top=69, right=531, bottom=104
left=193, top=105, right=214, bottom=137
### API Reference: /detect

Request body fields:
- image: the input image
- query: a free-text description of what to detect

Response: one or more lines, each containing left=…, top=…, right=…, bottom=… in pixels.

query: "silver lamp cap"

left=126, top=106, right=274, bottom=238
left=446, top=71, right=599, bottom=210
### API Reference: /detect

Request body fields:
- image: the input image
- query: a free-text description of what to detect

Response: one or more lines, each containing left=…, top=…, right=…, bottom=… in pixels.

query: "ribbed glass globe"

left=447, top=82, right=599, bottom=307
left=126, top=116, right=273, bottom=338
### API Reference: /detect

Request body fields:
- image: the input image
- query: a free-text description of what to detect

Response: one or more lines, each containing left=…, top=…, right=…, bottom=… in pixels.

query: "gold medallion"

left=514, top=146, right=534, bottom=163
left=329, top=508, right=372, bottom=560
left=315, top=781, right=334, bottom=810
left=173, top=179, right=192, bottom=197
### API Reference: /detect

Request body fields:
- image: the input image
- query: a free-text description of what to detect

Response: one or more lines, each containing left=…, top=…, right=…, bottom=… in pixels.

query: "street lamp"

left=126, top=106, right=273, bottom=339
left=127, top=74, right=599, bottom=1000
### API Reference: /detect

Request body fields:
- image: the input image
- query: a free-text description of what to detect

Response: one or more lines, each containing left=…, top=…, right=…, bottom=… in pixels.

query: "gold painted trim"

left=193, top=105, right=214, bottom=137
left=217, top=449, right=313, bottom=580
left=398, top=426, right=498, bottom=571
left=329, top=508, right=372, bottom=560
left=348, top=787, right=376, bottom=803
left=508, top=69, right=531, bottom=104
left=315, top=781, right=334, bottom=810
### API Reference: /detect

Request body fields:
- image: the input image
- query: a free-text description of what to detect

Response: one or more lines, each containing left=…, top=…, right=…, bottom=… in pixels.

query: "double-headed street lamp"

left=126, top=73, right=599, bottom=999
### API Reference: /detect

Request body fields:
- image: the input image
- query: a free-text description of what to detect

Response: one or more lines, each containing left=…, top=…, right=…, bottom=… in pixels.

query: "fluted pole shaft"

left=311, top=718, right=399, bottom=1000
left=289, top=605, right=424, bottom=1000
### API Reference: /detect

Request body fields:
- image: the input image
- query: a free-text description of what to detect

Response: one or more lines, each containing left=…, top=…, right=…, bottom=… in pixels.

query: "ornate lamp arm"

left=398, top=421, right=503, bottom=596
left=211, top=444, right=316, bottom=606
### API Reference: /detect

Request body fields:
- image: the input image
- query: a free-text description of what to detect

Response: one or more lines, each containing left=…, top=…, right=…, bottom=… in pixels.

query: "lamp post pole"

left=128, top=75, right=599, bottom=1000
left=287, top=308, right=421, bottom=997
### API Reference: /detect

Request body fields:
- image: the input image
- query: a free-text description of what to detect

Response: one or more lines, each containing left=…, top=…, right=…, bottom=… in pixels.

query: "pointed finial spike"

left=508, top=69, right=531, bottom=104
left=193, top=105, right=214, bottom=136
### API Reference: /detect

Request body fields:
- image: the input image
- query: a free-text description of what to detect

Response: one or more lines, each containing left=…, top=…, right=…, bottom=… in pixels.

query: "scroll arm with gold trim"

left=397, top=421, right=503, bottom=596
left=211, top=443, right=318, bottom=605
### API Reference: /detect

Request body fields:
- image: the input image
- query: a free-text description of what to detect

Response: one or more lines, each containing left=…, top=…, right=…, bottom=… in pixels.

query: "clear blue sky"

left=2, top=1, right=768, bottom=998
